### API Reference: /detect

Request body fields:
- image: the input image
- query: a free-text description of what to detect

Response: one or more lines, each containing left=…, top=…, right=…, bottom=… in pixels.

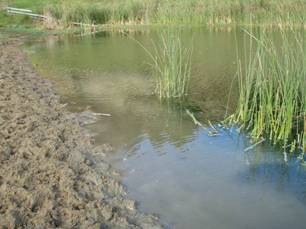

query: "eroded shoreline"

left=0, top=39, right=162, bottom=228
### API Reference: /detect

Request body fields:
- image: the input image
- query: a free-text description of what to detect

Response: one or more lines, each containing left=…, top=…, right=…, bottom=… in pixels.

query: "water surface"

left=26, top=28, right=306, bottom=229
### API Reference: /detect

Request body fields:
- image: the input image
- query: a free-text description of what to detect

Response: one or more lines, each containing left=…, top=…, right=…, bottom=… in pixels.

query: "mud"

left=0, top=39, right=162, bottom=229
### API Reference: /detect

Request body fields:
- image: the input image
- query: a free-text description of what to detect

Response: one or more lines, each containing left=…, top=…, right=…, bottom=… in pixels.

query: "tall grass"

left=3, top=0, right=306, bottom=28
left=231, top=29, right=305, bottom=152
left=43, top=1, right=150, bottom=26
left=154, top=0, right=306, bottom=27
left=46, top=0, right=306, bottom=28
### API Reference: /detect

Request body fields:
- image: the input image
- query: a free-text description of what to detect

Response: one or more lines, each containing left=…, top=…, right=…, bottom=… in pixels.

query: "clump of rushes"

left=151, top=32, right=192, bottom=99
left=131, top=31, right=192, bottom=100
left=230, top=29, right=305, bottom=153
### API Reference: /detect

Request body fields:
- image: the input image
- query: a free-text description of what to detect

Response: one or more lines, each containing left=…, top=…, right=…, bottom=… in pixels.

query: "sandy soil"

left=0, top=38, right=162, bottom=229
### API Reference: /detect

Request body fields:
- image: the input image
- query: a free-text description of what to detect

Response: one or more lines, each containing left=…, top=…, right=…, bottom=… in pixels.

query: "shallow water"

left=26, top=28, right=306, bottom=229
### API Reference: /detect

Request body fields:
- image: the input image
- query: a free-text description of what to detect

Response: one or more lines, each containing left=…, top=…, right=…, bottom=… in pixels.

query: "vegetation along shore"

left=0, top=0, right=306, bottom=29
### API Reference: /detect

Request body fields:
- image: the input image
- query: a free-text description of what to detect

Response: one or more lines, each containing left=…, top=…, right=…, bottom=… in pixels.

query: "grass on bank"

left=228, top=29, right=305, bottom=153
left=1, top=0, right=306, bottom=28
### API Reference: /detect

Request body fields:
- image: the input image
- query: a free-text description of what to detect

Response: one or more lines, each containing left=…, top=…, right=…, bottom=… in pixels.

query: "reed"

left=130, top=31, right=192, bottom=99
left=47, top=0, right=306, bottom=28
left=3, top=0, right=306, bottom=28
left=43, top=1, right=149, bottom=26
left=150, top=32, right=192, bottom=99
left=230, top=29, right=305, bottom=152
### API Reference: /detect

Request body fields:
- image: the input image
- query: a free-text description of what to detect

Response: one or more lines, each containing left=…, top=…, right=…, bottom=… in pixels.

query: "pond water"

left=25, top=28, right=306, bottom=229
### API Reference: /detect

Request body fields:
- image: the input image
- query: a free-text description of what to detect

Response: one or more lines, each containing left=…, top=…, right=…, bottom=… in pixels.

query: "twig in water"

left=186, top=109, right=205, bottom=128
left=92, top=112, right=111, bottom=117
left=208, top=120, right=220, bottom=136
left=208, top=120, right=218, bottom=132
left=283, top=151, right=288, bottom=163
left=244, top=138, right=265, bottom=152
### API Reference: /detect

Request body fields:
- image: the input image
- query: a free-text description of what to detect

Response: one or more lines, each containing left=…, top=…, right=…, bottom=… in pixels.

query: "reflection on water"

left=26, top=28, right=306, bottom=229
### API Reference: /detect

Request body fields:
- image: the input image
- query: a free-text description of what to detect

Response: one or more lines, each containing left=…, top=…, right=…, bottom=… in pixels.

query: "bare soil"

left=0, top=38, right=162, bottom=229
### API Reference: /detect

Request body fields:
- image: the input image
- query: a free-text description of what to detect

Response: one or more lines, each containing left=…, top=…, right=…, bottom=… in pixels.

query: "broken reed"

left=231, top=29, right=305, bottom=152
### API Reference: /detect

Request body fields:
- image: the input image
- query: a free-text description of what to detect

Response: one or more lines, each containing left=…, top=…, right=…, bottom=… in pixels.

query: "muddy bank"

left=0, top=40, right=162, bottom=228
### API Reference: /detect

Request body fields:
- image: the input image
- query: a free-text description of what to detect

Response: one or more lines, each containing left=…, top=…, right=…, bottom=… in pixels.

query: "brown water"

left=26, top=28, right=306, bottom=229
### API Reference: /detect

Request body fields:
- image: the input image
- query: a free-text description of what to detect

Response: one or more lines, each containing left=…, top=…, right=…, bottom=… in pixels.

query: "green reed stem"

left=151, top=32, right=192, bottom=99
left=232, top=29, right=305, bottom=152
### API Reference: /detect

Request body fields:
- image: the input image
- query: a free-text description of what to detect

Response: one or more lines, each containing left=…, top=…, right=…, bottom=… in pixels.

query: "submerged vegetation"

left=229, top=29, right=305, bottom=153
left=1, top=0, right=306, bottom=28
